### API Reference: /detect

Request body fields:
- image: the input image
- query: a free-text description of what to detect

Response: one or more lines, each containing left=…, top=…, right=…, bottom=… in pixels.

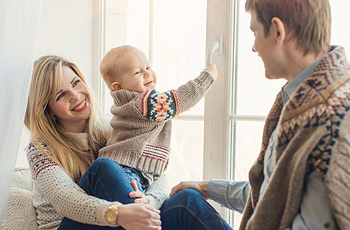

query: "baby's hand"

left=204, top=63, right=218, bottom=81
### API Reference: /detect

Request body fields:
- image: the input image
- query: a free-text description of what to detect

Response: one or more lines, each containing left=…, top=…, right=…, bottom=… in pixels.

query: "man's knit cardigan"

left=240, top=46, right=350, bottom=229
left=99, top=71, right=214, bottom=176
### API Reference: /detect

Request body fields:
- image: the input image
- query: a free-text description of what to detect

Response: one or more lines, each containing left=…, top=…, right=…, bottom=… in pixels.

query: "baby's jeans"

left=58, top=157, right=232, bottom=230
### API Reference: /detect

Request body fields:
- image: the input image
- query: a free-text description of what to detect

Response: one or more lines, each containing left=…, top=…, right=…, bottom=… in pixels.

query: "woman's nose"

left=69, top=90, right=80, bottom=102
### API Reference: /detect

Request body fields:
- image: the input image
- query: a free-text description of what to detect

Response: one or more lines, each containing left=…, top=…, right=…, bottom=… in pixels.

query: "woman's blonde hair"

left=25, top=55, right=108, bottom=183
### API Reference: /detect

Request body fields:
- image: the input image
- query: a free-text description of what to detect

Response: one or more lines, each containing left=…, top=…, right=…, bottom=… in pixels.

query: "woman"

left=25, top=55, right=232, bottom=229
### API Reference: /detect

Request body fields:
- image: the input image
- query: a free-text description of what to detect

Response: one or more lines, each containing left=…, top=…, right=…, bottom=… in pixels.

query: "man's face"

left=250, top=12, right=284, bottom=80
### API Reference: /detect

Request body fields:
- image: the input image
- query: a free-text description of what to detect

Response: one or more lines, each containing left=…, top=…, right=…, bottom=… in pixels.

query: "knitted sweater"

left=240, top=46, right=350, bottom=230
left=26, top=131, right=169, bottom=229
left=99, top=71, right=214, bottom=176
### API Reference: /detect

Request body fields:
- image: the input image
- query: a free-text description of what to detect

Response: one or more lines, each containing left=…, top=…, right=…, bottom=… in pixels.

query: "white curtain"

left=0, top=0, right=42, bottom=222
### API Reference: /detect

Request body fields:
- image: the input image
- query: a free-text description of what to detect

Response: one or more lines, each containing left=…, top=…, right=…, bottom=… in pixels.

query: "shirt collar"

left=281, top=54, right=327, bottom=105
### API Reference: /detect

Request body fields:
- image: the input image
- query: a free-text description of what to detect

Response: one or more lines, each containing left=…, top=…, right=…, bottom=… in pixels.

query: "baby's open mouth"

left=144, top=81, right=153, bottom=86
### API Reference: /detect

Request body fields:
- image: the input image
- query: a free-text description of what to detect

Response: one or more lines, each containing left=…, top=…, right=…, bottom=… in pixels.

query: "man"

left=170, top=0, right=350, bottom=229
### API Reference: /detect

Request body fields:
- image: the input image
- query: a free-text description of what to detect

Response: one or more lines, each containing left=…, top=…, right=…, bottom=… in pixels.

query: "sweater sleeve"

left=26, top=143, right=119, bottom=227
left=207, top=179, right=250, bottom=213
left=144, top=174, right=170, bottom=209
left=136, top=70, right=214, bottom=122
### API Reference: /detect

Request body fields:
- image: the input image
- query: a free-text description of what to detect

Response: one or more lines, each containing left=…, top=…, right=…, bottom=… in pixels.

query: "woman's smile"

left=72, top=98, right=87, bottom=112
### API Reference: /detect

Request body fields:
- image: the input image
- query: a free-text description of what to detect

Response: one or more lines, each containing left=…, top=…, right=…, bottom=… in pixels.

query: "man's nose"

left=252, top=45, right=256, bottom=52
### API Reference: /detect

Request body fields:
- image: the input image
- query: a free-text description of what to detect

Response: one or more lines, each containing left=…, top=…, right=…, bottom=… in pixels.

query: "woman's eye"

left=56, top=93, right=65, bottom=101
left=73, top=79, right=80, bottom=87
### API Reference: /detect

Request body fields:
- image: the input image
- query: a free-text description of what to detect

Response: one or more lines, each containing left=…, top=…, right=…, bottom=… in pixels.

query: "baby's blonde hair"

left=25, top=55, right=109, bottom=183
left=100, top=45, right=136, bottom=89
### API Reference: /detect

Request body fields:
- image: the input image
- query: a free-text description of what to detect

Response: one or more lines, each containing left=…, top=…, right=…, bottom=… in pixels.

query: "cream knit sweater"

left=27, top=131, right=169, bottom=229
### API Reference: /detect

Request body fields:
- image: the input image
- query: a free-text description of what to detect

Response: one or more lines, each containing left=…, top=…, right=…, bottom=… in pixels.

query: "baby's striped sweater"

left=99, top=71, right=214, bottom=176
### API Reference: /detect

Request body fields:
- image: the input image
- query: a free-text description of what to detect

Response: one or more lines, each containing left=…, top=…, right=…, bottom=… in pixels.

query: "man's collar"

left=281, top=52, right=328, bottom=105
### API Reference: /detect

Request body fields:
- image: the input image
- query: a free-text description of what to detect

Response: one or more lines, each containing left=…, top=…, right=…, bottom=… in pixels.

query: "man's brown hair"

left=245, top=0, right=331, bottom=56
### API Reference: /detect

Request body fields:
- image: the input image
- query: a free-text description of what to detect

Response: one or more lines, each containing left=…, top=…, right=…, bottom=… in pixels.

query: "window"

left=100, top=0, right=207, bottom=187
left=99, top=0, right=350, bottom=228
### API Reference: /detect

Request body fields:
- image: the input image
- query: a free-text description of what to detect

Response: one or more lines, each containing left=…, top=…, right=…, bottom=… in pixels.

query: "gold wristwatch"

left=105, top=203, right=122, bottom=225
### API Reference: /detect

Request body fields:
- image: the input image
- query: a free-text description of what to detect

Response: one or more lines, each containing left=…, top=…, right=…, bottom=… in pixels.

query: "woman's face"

left=49, top=66, right=92, bottom=133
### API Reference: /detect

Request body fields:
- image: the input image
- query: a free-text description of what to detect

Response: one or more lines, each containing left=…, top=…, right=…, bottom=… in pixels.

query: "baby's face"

left=114, top=49, right=157, bottom=92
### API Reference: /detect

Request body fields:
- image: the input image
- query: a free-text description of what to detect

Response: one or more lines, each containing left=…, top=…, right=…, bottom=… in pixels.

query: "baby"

left=98, top=45, right=217, bottom=207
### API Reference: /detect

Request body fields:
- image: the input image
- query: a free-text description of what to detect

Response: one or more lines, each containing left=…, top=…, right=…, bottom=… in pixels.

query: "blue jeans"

left=160, top=189, right=233, bottom=230
left=58, top=157, right=232, bottom=230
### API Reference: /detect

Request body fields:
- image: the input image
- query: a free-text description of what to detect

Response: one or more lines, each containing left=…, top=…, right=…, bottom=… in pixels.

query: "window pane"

left=330, top=1, right=350, bottom=51
left=234, top=1, right=285, bottom=116
left=153, top=0, right=207, bottom=116
left=234, top=120, right=264, bottom=181
left=232, top=120, right=264, bottom=229
left=167, top=120, right=204, bottom=186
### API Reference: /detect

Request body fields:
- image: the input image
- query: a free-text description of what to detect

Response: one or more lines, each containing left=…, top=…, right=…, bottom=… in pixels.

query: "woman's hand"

left=169, top=181, right=210, bottom=200
left=117, top=203, right=161, bottom=230
left=129, top=180, right=150, bottom=204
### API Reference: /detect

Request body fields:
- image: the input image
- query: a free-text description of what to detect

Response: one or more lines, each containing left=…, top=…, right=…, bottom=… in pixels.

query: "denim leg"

left=160, top=189, right=233, bottom=230
left=59, top=158, right=142, bottom=230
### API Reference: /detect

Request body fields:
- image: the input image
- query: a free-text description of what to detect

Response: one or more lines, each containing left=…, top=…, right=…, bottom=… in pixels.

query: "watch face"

left=106, top=210, right=117, bottom=224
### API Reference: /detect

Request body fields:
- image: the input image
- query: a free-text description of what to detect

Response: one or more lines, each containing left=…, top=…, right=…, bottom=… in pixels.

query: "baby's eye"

left=146, top=67, right=151, bottom=70
left=134, top=71, right=141, bottom=75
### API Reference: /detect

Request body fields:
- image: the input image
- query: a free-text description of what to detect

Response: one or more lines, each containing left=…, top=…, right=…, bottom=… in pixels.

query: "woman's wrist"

left=104, top=203, right=122, bottom=225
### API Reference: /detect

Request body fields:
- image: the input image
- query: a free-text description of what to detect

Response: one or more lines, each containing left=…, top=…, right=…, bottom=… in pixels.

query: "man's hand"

left=169, top=181, right=210, bottom=200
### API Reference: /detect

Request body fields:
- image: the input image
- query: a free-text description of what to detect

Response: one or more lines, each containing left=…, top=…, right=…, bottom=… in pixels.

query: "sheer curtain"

left=0, top=0, right=42, bottom=222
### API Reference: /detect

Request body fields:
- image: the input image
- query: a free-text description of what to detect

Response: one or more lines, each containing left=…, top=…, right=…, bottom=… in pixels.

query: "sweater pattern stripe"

left=142, top=144, right=170, bottom=163
left=142, top=89, right=180, bottom=122
left=27, top=142, right=57, bottom=180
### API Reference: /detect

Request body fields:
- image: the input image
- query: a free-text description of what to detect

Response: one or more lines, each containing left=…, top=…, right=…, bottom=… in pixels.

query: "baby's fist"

left=204, top=64, right=218, bottom=81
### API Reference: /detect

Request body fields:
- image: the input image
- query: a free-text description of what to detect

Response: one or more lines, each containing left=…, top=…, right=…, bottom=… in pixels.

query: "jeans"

left=161, top=189, right=233, bottom=230
left=58, top=157, right=232, bottom=230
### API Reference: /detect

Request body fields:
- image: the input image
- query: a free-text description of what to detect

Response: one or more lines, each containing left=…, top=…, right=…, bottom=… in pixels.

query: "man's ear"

left=111, top=82, right=122, bottom=91
left=271, top=17, right=286, bottom=45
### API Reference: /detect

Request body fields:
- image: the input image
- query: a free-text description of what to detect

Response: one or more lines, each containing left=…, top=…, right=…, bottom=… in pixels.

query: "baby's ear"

left=111, top=82, right=122, bottom=91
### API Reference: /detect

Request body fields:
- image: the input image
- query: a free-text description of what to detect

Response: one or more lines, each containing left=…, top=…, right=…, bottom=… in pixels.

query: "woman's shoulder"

left=26, top=140, right=47, bottom=153
left=26, top=141, right=57, bottom=180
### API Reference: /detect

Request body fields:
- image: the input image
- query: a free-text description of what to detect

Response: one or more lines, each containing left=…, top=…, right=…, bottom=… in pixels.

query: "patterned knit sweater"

left=240, top=46, right=350, bottom=230
left=99, top=71, right=214, bottom=176
left=27, top=131, right=169, bottom=229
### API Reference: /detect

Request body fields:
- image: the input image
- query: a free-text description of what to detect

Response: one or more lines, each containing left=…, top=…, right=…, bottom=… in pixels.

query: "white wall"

left=16, top=0, right=100, bottom=167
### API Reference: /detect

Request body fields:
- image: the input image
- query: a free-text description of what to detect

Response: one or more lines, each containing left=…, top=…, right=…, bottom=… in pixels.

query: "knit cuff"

left=196, top=70, right=215, bottom=89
